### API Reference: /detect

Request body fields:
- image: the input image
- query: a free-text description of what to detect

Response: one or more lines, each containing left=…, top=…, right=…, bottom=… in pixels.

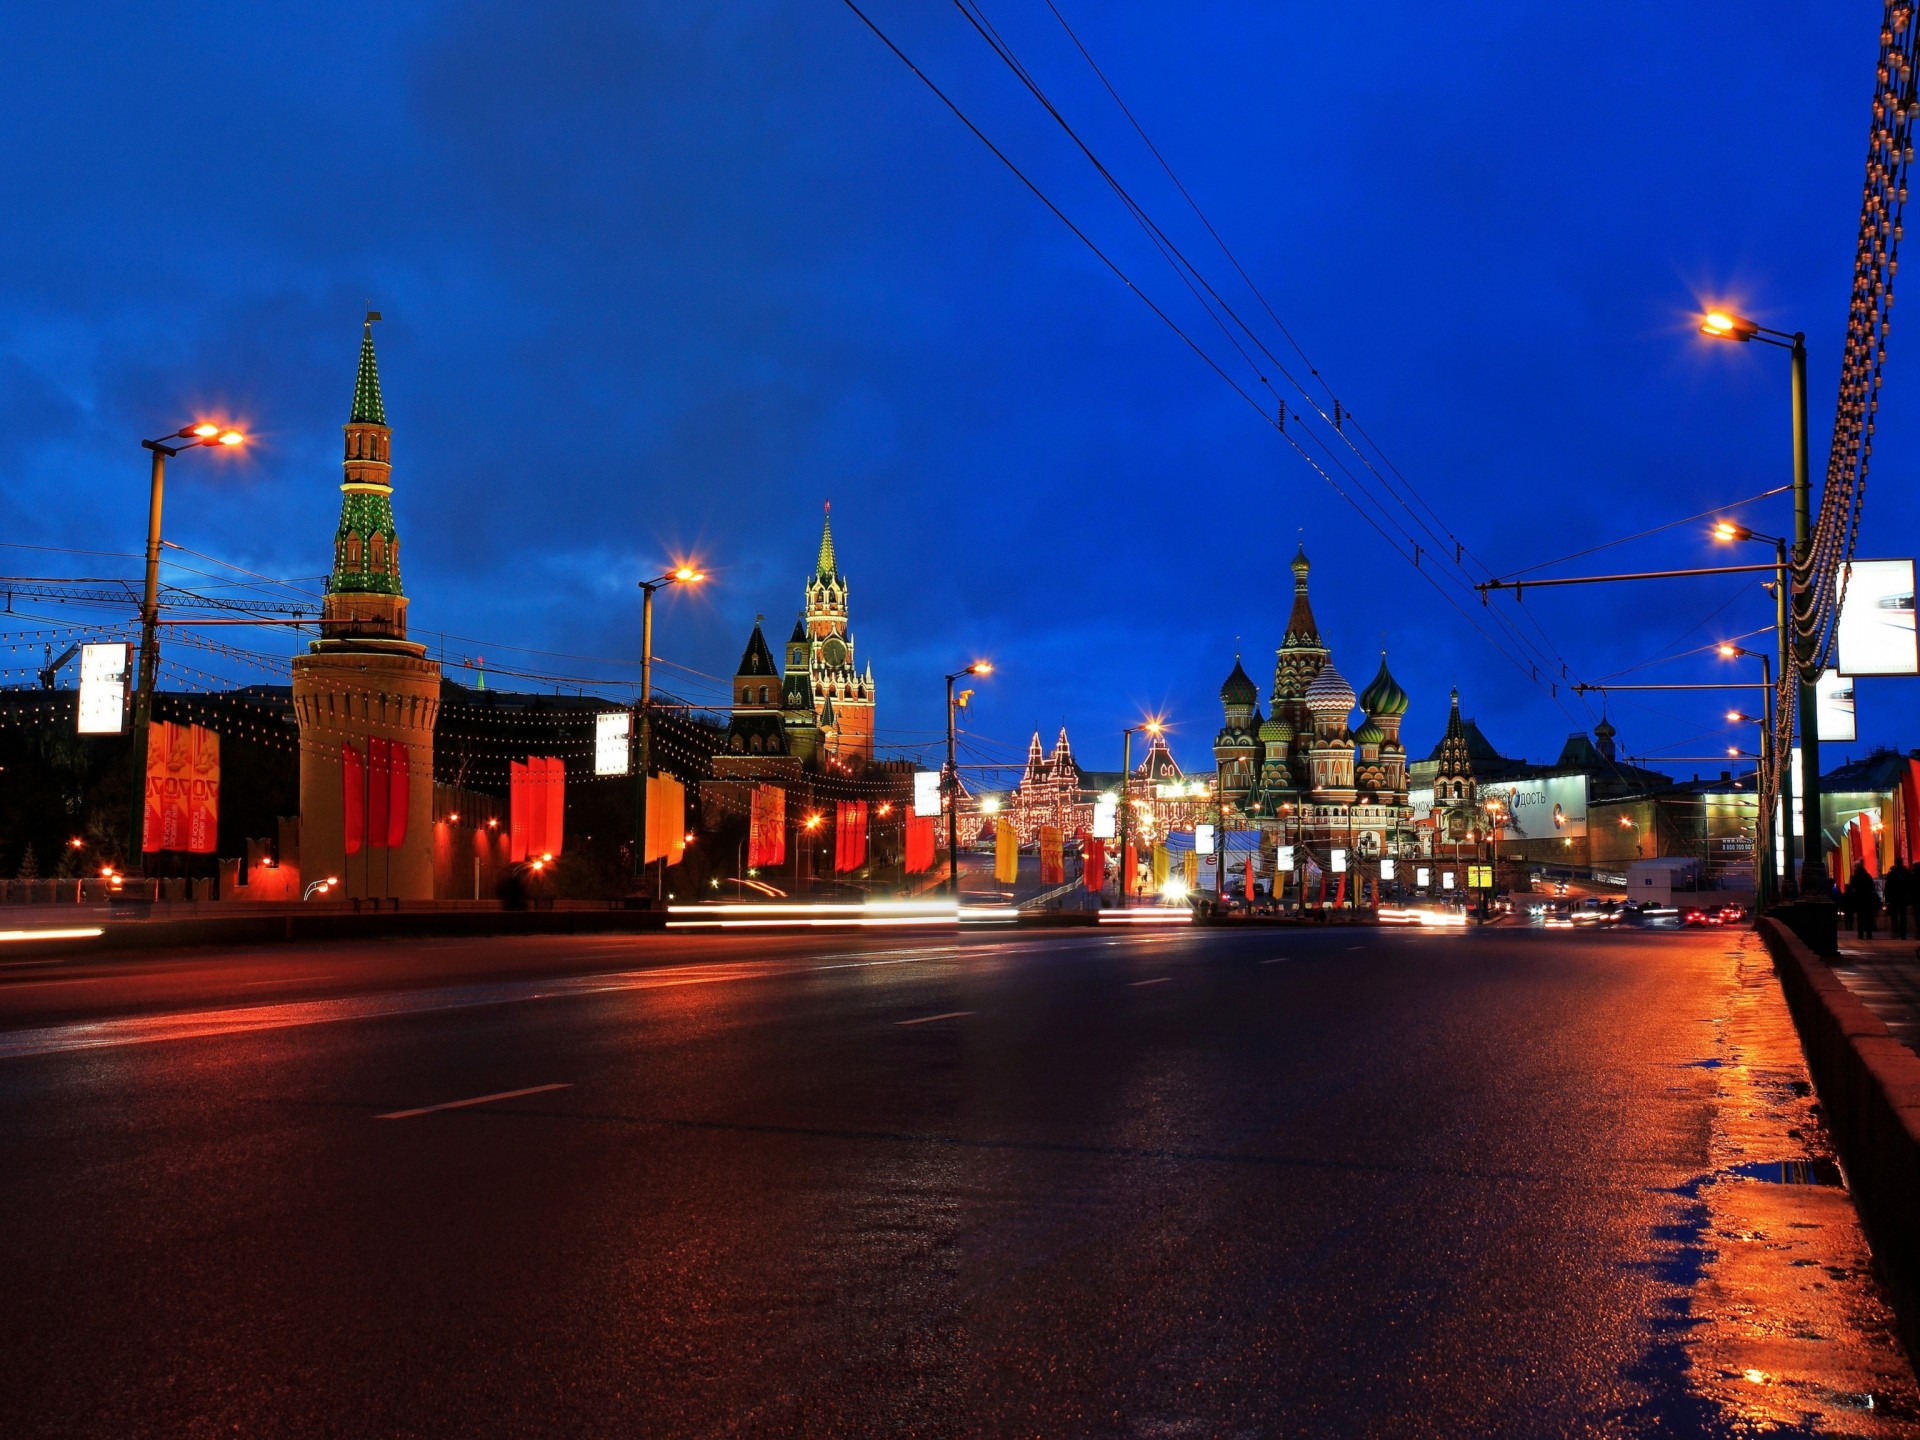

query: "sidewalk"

left=1831, top=931, right=1920, bottom=1057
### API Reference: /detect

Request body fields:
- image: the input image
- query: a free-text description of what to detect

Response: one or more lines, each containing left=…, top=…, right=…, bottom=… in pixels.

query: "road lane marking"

left=1345, top=946, right=1364, bottom=951
left=240, top=975, right=340, bottom=987
left=895, top=1010, right=974, bottom=1026
left=378, top=1083, right=571, bottom=1120
left=1261, top=958, right=1290, bottom=965
left=1127, top=977, right=1172, bottom=987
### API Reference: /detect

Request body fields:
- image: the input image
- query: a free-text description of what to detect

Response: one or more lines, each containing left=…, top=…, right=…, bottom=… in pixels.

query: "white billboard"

left=1814, top=668, right=1856, bottom=743
left=1092, top=795, right=1118, bottom=839
left=1835, top=559, right=1917, bottom=676
left=1408, top=786, right=1435, bottom=823
left=1481, top=774, right=1589, bottom=840
left=594, top=711, right=631, bottom=776
left=76, top=642, right=129, bottom=735
left=912, top=771, right=942, bottom=818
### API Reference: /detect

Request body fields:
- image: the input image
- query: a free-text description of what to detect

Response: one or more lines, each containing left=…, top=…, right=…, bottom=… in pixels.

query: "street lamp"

left=634, top=564, right=704, bottom=898
left=129, top=422, right=246, bottom=876
left=1711, top=520, right=1795, bottom=894
left=945, top=661, right=993, bottom=898
left=1718, top=640, right=1778, bottom=906
left=1118, top=717, right=1163, bottom=906
left=1699, top=309, right=1819, bottom=888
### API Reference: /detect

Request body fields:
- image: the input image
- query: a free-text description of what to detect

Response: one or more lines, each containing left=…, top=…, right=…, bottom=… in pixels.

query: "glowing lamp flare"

left=1699, top=310, right=1759, bottom=342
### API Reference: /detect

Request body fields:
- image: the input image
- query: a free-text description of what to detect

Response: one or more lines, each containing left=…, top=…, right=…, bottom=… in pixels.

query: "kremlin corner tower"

left=290, top=315, right=441, bottom=900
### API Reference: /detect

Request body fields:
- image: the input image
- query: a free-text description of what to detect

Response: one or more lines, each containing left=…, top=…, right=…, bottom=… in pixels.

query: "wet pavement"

left=0, top=924, right=1914, bottom=1437
left=1833, top=934, right=1920, bottom=1056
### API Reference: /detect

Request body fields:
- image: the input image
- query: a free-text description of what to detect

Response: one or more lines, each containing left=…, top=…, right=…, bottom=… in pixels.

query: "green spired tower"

left=290, top=314, right=442, bottom=901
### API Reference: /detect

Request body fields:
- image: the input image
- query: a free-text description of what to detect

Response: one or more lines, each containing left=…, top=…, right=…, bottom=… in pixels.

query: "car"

left=1681, top=908, right=1719, bottom=928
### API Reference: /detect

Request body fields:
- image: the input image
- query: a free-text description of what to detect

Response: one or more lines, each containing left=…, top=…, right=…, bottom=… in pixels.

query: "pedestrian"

left=1845, top=864, right=1882, bottom=940
left=1885, top=858, right=1913, bottom=941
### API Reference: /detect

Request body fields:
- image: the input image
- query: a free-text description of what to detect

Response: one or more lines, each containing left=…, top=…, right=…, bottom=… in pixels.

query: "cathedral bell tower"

left=290, top=315, right=442, bottom=900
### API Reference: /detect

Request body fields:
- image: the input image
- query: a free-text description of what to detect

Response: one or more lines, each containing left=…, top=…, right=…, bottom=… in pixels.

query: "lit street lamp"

left=634, top=565, right=704, bottom=898
left=1711, top=519, right=1795, bottom=894
left=944, top=661, right=993, bottom=897
left=130, top=422, right=245, bottom=876
left=1717, top=641, right=1778, bottom=906
left=1699, top=309, right=1820, bottom=887
left=1118, top=718, right=1163, bottom=906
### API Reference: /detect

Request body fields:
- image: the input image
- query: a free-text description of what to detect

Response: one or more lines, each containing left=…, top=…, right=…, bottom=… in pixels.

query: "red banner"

left=1122, top=842, right=1137, bottom=895
left=143, top=721, right=219, bottom=855
left=368, top=737, right=392, bottom=855
left=187, top=726, right=219, bottom=855
left=1904, top=759, right=1920, bottom=866
left=749, top=785, right=787, bottom=868
left=1039, top=826, right=1063, bottom=885
left=344, top=740, right=366, bottom=856
left=508, top=759, right=527, bottom=862
left=905, top=815, right=936, bottom=874
left=1245, top=855, right=1255, bottom=901
left=834, top=801, right=868, bottom=873
left=387, top=738, right=411, bottom=849
left=1084, top=837, right=1106, bottom=893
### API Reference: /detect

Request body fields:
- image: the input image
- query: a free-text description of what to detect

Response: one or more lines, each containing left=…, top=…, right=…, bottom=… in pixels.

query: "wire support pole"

left=1479, top=564, right=1778, bottom=594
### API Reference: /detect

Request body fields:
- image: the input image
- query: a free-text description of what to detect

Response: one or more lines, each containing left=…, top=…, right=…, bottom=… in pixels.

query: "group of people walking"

left=1841, top=858, right=1914, bottom=940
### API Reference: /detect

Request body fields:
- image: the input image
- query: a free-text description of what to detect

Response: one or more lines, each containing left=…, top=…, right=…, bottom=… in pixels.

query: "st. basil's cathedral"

left=1213, top=546, right=1417, bottom=861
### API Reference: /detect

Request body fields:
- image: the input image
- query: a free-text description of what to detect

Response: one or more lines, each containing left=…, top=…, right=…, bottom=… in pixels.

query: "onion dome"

left=1291, top=544, right=1311, bottom=585
left=1258, top=715, right=1288, bottom=744
left=1355, top=719, right=1385, bottom=746
left=1220, top=657, right=1258, bottom=708
left=1303, top=662, right=1355, bottom=717
left=1358, top=654, right=1409, bottom=717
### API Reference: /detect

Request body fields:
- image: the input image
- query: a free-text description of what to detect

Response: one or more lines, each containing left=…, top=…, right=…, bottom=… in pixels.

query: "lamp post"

left=633, top=565, right=704, bottom=897
left=1712, top=520, right=1794, bottom=895
left=129, top=423, right=245, bottom=877
left=1718, top=642, right=1778, bottom=907
left=1118, top=718, right=1162, bottom=907
left=1700, top=311, right=1820, bottom=885
left=944, top=661, right=992, bottom=898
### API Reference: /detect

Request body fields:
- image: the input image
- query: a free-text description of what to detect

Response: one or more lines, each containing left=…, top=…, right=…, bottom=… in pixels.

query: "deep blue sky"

left=2, top=2, right=1912, bottom=783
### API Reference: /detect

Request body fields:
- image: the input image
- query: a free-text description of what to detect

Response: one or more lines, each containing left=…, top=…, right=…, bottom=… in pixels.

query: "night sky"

left=3, top=2, right=1911, bottom=786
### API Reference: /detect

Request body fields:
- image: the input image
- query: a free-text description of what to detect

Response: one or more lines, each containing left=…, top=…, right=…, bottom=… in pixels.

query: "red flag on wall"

left=368, top=737, right=392, bottom=854
left=187, top=726, right=219, bottom=855
left=749, top=785, right=787, bottom=868
left=387, top=739, right=411, bottom=849
left=543, top=756, right=565, bottom=858
left=344, top=741, right=366, bottom=856
left=509, top=760, right=527, bottom=862
left=1244, top=855, right=1255, bottom=901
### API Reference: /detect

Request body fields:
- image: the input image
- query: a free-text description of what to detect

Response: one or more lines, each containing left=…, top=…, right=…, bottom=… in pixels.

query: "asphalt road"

left=1, top=923, right=1915, bottom=1438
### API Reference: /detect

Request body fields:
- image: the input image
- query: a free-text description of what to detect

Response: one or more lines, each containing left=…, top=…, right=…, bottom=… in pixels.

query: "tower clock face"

left=822, top=638, right=847, bottom=668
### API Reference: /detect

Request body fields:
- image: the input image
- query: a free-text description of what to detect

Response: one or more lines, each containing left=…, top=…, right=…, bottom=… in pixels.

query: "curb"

left=1758, top=915, right=1920, bottom=1366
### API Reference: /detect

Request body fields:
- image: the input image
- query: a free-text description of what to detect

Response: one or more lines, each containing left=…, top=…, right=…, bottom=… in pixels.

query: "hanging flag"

left=905, top=814, right=937, bottom=874
left=368, top=736, right=392, bottom=855
left=345, top=740, right=368, bottom=857
left=543, top=756, right=566, bottom=859
left=834, top=801, right=868, bottom=873
left=509, top=759, right=528, bottom=862
left=1183, top=851, right=1198, bottom=888
left=1333, top=871, right=1347, bottom=908
left=1039, top=826, right=1064, bottom=885
left=1122, top=842, right=1138, bottom=896
left=187, top=726, right=219, bottom=855
left=749, top=785, right=786, bottom=868
left=1903, top=759, right=1920, bottom=865
left=1152, top=844, right=1169, bottom=892
left=1244, top=854, right=1255, bottom=901
left=995, top=819, right=1019, bottom=884
left=646, top=773, right=685, bottom=865
left=387, top=738, right=411, bottom=849
left=1084, top=837, right=1106, bottom=892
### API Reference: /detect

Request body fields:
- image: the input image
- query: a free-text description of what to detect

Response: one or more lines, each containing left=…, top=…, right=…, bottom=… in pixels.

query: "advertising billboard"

left=1194, top=822, right=1214, bottom=855
left=1481, top=774, right=1589, bottom=840
left=1814, top=668, right=1856, bottom=744
left=1092, top=795, right=1118, bottom=839
left=1835, top=559, right=1917, bottom=676
left=1408, top=786, right=1435, bottom=823
left=912, top=770, right=942, bottom=818
left=594, top=711, right=631, bottom=776
left=76, top=642, right=130, bottom=735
